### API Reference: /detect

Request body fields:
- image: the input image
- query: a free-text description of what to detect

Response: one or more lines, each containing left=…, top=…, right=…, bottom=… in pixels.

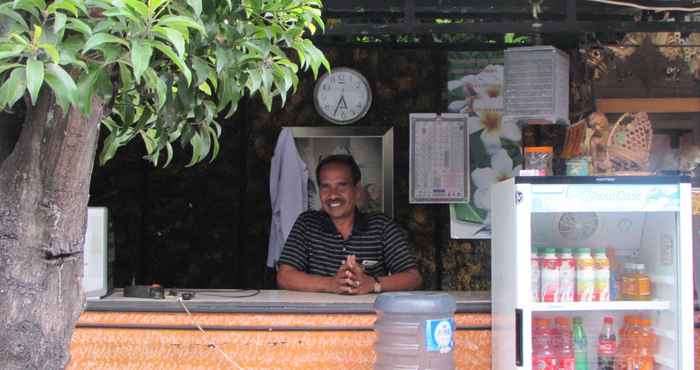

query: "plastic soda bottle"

left=541, top=248, right=561, bottom=302
left=572, top=317, right=588, bottom=370
left=558, top=248, right=576, bottom=302
left=555, top=316, right=575, bottom=370
left=532, top=246, right=541, bottom=302
left=575, top=248, right=595, bottom=302
left=533, top=318, right=558, bottom=370
left=597, top=316, right=616, bottom=370
left=637, top=318, right=656, bottom=370
left=593, top=248, right=610, bottom=301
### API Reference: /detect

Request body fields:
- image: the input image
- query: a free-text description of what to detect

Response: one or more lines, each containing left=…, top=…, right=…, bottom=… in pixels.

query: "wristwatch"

left=372, top=276, right=382, bottom=293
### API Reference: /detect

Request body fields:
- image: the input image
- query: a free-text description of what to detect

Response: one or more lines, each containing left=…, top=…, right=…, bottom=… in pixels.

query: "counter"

left=68, top=290, right=700, bottom=369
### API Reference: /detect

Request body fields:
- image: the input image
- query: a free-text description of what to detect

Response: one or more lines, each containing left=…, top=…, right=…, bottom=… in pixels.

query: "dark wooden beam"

left=323, top=20, right=700, bottom=36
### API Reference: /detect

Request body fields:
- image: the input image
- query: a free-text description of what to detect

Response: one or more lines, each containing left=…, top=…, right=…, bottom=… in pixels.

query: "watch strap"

left=372, top=276, right=381, bottom=293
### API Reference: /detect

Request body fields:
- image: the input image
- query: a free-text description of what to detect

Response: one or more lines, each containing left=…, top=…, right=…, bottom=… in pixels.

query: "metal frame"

left=317, top=0, right=700, bottom=42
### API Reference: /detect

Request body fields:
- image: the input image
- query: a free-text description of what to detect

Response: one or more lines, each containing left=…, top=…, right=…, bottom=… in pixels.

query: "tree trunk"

left=0, top=90, right=103, bottom=369
left=0, top=111, right=23, bottom=165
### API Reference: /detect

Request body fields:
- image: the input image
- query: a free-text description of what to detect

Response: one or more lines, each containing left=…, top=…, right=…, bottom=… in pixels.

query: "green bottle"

left=572, top=316, right=588, bottom=370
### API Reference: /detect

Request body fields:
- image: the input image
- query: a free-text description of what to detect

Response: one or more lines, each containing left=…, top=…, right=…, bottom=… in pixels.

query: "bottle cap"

left=572, top=317, right=583, bottom=325
left=555, top=316, right=570, bottom=326
left=559, top=248, right=573, bottom=254
left=576, top=247, right=591, bottom=254
left=524, top=146, right=553, bottom=153
left=592, top=247, right=607, bottom=254
left=604, top=316, right=613, bottom=324
left=532, top=246, right=538, bottom=254
left=542, top=247, right=556, bottom=254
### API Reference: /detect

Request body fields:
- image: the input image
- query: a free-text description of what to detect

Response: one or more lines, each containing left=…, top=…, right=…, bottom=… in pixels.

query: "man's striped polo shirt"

left=278, top=209, right=417, bottom=277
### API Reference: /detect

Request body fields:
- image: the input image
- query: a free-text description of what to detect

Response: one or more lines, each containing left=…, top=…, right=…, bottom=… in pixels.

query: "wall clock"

left=313, top=67, right=372, bottom=125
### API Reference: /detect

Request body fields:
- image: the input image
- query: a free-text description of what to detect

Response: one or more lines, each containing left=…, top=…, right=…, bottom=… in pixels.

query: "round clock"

left=313, top=67, right=372, bottom=125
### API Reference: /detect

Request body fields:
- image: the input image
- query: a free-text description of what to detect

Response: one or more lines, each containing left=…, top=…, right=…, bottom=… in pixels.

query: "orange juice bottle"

left=634, top=264, right=652, bottom=301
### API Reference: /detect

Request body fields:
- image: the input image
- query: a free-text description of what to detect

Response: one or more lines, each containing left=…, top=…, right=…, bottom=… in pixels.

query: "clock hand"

left=333, top=95, right=348, bottom=117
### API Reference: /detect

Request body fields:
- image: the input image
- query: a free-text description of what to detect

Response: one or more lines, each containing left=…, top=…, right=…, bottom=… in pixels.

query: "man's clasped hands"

left=330, top=255, right=376, bottom=295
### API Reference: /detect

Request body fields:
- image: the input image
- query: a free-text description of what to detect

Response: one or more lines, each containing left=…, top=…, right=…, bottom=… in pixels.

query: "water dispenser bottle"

left=373, top=292, right=457, bottom=370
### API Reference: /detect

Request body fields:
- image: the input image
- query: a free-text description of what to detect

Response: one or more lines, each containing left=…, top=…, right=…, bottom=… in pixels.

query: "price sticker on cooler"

left=425, top=318, right=455, bottom=354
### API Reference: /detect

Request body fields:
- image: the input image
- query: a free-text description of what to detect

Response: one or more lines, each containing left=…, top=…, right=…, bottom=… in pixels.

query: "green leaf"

left=99, top=130, right=126, bottom=165
left=156, top=15, right=205, bottom=34
left=185, top=131, right=202, bottom=167
left=245, top=68, right=261, bottom=94
left=39, top=43, right=59, bottom=63
left=191, top=55, right=211, bottom=86
left=82, top=33, right=128, bottom=54
left=143, top=67, right=166, bottom=109
left=207, top=125, right=220, bottom=163
left=0, top=63, right=21, bottom=75
left=147, top=40, right=191, bottom=85
left=12, top=0, right=43, bottom=19
left=148, top=0, right=168, bottom=15
left=66, top=18, right=91, bottom=36
left=44, top=63, right=77, bottom=113
left=53, top=12, right=67, bottom=34
left=261, top=67, right=272, bottom=90
left=130, top=39, right=152, bottom=82
left=0, top=66, right=25, bottom=109
left=26, top=58, right=44, bottom=105
left=162, top=141, right=174, bottom=167
left=121, top=0, right=149, bottom=17
left=0, top=4, right=29, bottom=31
left=75, top=66, right=102, bottom=115
left=153, top=26, right=185, bottom=57
left=198, top=82, right=211, bottom=95
left=95, top=43, right=123, bottom=63
left=187, top=0, right=202, bottom=16
left=118, top=61, right=133, bottom=90
left=102, top=7, right=141, bottom=25
left=0, top=44, right=25, bottom=60
left=47, top=0, right=78, bottom=16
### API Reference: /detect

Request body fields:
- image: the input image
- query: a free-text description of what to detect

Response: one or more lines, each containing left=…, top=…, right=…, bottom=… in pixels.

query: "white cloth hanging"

left=267, top=127, right=308, bottom=268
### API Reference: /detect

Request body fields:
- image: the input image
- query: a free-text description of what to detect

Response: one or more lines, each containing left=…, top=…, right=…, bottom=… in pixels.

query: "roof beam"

left=322, top=20, right=700, bottom=36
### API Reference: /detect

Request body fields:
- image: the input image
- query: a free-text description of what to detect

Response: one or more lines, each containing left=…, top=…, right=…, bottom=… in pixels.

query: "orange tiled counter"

left=67, top=291, right=697, bottom=369
left=70, top=312, right=491, bottom=369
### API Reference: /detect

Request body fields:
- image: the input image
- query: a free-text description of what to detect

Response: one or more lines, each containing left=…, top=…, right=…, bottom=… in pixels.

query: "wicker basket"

left=604, top=112, right=653, bottom=174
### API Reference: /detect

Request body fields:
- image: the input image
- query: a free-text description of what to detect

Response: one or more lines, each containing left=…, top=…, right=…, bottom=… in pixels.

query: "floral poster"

left=447, top=51, right=523, bottom=239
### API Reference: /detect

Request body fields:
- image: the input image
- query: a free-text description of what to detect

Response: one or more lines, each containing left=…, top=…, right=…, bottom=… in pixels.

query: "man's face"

left=318, top=162, right=358, bottom=222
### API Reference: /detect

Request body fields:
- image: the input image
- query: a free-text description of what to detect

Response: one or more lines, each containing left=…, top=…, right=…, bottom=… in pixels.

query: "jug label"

left=425, top=318, right=454, bottom=353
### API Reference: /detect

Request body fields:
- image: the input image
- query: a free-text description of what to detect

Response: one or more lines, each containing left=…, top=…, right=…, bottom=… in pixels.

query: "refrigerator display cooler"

left=491, top=176, right=693, bottom=370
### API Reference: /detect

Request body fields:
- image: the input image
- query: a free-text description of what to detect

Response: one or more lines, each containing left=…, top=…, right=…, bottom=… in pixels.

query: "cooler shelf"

left=531, top=300, right=671, bottom=311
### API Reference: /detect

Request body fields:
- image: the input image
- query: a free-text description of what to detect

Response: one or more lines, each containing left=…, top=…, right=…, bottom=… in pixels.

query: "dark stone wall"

left=89, top=47, right=494, bottom=290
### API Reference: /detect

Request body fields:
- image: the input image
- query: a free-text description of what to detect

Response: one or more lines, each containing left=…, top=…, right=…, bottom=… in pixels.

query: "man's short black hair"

left=316, top=154, right=362, bottom=186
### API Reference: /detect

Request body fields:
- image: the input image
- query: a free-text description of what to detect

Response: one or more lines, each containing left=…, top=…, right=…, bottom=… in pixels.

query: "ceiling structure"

left=314, top=0, right=700, bottom=48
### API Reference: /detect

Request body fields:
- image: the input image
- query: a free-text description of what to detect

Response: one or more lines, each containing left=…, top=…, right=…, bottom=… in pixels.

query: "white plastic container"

left=575, top=248, right=595, bottom=302
left=540, top=248, right=560, bottom=302
left=558, top=248, right=576, bottom=302
left=374, top=293, right=456, bottom=370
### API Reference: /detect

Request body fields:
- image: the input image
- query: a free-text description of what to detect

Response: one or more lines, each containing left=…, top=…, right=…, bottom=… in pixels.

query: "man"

left=276, top=154, right=422, bottom=294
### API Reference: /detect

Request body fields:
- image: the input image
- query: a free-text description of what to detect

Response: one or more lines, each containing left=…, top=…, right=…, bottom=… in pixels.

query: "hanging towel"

left=267, top=128, right=308, bottom=268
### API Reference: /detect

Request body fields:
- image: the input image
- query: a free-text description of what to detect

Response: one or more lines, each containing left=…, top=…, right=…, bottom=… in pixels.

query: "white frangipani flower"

left=472, top=149, right=522, bottom=210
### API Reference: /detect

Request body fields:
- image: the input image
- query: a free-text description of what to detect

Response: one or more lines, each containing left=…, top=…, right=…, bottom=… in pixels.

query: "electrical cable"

left=586, top=0, right=700, bottom=12
left=195, top=289, right=262, bottom=299
left=177, top=297, right=244, bottom=370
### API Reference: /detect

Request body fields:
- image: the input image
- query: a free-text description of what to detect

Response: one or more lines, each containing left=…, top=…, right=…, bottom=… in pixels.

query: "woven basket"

left=604, top=112, right=653, bottom=173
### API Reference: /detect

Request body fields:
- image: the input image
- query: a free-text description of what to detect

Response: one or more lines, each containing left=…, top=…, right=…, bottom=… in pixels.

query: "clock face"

left=314, top=68, right=372, bottom=125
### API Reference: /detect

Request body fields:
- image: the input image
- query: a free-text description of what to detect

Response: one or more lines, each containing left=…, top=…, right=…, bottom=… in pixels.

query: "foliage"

left=0, top=0, right=329, bottom=166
